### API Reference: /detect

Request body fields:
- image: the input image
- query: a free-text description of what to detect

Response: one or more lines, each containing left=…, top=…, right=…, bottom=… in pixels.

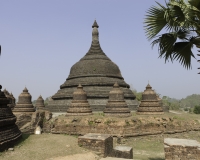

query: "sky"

left=0, top=0, right=199, bottom=100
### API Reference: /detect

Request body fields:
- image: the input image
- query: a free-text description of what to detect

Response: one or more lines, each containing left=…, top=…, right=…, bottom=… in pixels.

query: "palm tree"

left=144, top=0, right=200, bottom=73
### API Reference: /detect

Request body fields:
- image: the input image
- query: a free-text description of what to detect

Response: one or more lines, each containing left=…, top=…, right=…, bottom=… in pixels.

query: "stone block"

left=111, top=146, right=133, bottom=159
left=164, top=138, right=200, bottom=160
left=78, top=133, right=113, bottom=157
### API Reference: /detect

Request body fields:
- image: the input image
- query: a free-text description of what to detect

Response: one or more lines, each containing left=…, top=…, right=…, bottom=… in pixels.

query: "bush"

left=193, top=105, right=200, bottom=114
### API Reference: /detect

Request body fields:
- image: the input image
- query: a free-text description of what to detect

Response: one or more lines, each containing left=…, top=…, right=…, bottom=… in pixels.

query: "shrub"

left=193, top=105, right=200, bottom=114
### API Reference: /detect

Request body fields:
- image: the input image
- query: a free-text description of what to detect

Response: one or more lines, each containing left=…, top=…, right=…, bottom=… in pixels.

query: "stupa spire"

left=92, top=20, right=99, bottom=42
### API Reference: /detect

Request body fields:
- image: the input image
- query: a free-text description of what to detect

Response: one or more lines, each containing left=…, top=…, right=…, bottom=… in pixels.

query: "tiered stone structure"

left=46, top=20, right=137, bottom=112
left=0, top=85, right=22, bottom=151
left=13, top=87, right=35, bottom=112
left=35, top=95, right=45, bottom=110
left=137, top=83, right=164, bottom=114
left=164, top=138, right=200, bottom=160
left=3, top=89, right=15, bottom=109
left=104, top=82, right=131, bottom=117
left=66, top=84, right=92, bottom=116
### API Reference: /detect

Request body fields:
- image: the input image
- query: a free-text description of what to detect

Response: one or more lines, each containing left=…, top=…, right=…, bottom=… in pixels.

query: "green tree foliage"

left=180, top=94, right=200, bottom=108
left=193, top=105, right=200, bottom=114
left=132, top=90, right=143, bottom=101
left=144, top=0, right=200, bottom=70
left=162, top=96, right=181, bottom=110
left=162, top=94, right=200, bottom=110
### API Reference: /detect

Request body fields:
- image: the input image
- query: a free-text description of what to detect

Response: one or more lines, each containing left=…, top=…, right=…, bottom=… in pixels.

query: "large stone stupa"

left=0, top=85, right=22, bottom=151
left=46, top=20, right=137, bottom=112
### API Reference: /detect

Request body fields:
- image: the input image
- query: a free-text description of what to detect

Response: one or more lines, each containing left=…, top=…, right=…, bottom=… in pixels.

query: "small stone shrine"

left=66, top=84, right=92, bottom=116
left=137, top=83, right=164, bottom=114
left=0, top=85, right=22, bottom=151
left=35, top=95, right=45, bottom=110
left=46, top=20, right=137, bottom=112
left=13, top=87, right=35, bottom=112
left=103, top=82, right=131, bottom=117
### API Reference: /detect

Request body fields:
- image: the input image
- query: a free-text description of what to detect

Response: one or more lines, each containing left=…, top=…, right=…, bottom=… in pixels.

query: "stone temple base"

left=137, top=112, right=164, bottom=115
left=104, top=113, right=131, bottom=117
left=46, top=99, right=138, bottom=112
left=66, top=112, right=93, bottom=116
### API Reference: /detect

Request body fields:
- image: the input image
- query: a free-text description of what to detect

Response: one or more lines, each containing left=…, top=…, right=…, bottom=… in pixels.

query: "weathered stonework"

left=78, top=133, right=113, bottom=157
left=35, top=95, right=45, bottom=110
left=104, top=82, right=131, bottom=117
left=46, top=20, right=137, bottom=112
left=13, top=87, right=35, bottom=112
left=111, top=146, right=133, bottom=159
left=137, top=84, right=163, bottom=115
left=164, top=138, right=200, bottom=160
left=0, top=85, right=22, bottom=151
left=15, top=110, right=52, bottom=134
left=66, top=84, right=92, bottom=116
left=3, top=89, right=15, bottom=109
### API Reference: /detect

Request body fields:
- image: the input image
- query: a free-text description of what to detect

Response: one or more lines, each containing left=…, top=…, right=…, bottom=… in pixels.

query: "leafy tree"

left=132, top=90, right=143, bottom=101
left=144, top=0, right=200, bottom=71
left=193, top=105, right=200, bottom=114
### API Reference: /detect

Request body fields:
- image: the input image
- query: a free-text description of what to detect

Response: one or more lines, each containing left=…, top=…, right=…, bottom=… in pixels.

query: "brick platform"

left=164, top=138, right=200, bottom=160
left=78, top=133, right=113, bottom=157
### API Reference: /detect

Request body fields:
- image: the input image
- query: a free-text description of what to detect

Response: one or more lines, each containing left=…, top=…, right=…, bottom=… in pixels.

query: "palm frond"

left=152, top=32, right=177, bottom=62
left=188, top=0, right=200, bottom=10
left=144, top=4, right=168, bottom=40
left=173, top=41, right=194, bottom=69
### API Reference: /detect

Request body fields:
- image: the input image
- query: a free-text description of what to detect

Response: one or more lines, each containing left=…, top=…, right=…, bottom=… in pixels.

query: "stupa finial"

left=92, top=20, right=99, bottom=42
left=92, top=20, right=99, bottom=28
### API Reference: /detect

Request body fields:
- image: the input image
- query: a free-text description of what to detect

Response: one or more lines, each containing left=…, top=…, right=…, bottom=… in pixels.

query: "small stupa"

left=103, top=82, right=131, bottom=117
left=35, top=95, right=45, bottom=110
left=66, top=84, right=92, bottom=116
left=0, top=85, right=22, bottom=151
left=13, top=87, right=35, bottom=112
left=3, top=89, right=15, bottom=109
left=137, top=83, right=164, bottom=114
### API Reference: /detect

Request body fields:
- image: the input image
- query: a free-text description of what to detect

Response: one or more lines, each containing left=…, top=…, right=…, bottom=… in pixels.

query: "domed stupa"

left=104, top=82, right=131, bottom=117
left=137, top=83, right=164, bottom=114
left=13, top=87, right=35, bottom=112
left=3, top=89, right=15, bottom=109
left=66, top=84, right=92, bottom=116
left=46, top=20, right=137, bottom=112
left=0, top=85, right=22, bottom=151
left=35, top=95, right=45, bottom=110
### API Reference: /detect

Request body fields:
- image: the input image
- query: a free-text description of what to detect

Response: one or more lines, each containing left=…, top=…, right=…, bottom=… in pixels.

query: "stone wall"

left=78, top=133, right=113, bottom=157
left=164, top=138, right=200, bottom=160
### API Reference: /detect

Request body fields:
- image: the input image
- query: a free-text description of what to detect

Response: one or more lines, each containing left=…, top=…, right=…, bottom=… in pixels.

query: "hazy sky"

left=0, top=0, right=199, bottom=100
